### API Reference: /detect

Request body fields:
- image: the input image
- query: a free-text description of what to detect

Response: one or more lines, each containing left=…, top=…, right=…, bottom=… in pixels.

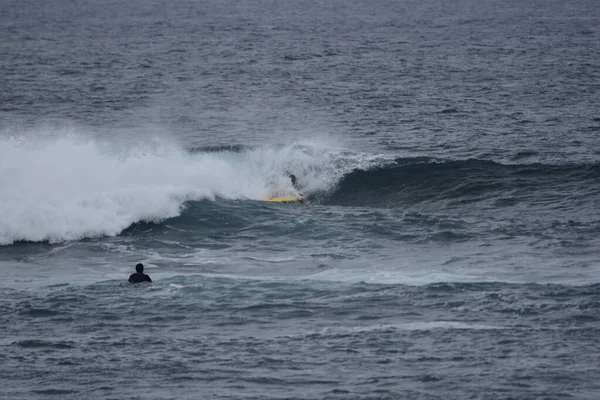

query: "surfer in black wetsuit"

left=289, top=174, right=300, bottom=191
left=128, top=263, right=152, bottom=284
left=289, top=174, right=306, bottom=200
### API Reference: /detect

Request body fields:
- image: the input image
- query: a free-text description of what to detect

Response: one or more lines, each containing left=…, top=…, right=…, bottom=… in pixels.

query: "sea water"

left=1, top=0, right=600, bottom=398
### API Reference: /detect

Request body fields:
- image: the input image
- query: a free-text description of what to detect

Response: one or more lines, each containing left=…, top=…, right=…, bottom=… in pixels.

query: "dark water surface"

left=1, top=0, right=600, bottom=398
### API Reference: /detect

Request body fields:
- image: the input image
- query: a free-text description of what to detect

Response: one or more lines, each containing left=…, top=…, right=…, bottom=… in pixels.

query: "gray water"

left=1, top=0, right=600, bottom=399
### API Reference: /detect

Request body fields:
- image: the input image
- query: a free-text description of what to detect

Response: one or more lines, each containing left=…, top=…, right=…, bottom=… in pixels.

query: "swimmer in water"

left=128, top=263, right=152, bottom=284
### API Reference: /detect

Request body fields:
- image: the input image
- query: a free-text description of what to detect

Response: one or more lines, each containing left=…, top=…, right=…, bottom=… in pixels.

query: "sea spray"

left=0, top=133, right=393, bottom=244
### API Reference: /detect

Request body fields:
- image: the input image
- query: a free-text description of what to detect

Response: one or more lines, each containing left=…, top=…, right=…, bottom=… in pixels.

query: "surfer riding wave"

left=265, top=174, right=304, bottom=203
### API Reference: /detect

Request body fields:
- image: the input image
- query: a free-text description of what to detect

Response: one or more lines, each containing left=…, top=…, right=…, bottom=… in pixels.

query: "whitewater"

left=0, top=131, right=394, bottom=245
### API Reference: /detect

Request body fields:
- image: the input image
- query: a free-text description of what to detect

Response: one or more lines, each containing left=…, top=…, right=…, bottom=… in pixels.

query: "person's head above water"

left=289, top=174, right=297, bottom=185
left=129, top=262, right=152, bottom=284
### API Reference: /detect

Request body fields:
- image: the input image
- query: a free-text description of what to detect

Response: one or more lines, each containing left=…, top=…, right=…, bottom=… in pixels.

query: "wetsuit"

left=128, top=272, right=152, bottom=284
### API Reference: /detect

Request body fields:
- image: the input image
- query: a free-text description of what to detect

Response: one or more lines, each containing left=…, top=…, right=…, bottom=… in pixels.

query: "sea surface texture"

left=1, top=0, right=600, bottom=399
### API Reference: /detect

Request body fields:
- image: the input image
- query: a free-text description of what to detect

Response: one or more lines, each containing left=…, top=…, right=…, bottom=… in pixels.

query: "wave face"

left=325, top=157, right=600, bottom=215
left=3, top=133, right=599, bottom=245
left=0, top=134, right=390, bottom=245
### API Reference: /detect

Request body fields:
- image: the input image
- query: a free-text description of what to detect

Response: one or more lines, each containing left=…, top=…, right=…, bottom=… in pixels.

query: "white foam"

left=304, top=266, right=497, bottom=286
left=0, top=130, right=393, bottom=245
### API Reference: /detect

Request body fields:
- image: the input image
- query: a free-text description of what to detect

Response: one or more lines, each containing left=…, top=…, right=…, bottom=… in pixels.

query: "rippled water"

left=1, top=0, right=600, bottom=398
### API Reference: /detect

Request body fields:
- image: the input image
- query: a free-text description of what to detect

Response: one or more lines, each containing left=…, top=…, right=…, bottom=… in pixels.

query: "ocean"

left=1, top=0, right=600, bottom=398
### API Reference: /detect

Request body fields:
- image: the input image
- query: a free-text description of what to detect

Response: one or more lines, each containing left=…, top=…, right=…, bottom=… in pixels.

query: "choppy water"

left=1, top=0, right=600, bottom=399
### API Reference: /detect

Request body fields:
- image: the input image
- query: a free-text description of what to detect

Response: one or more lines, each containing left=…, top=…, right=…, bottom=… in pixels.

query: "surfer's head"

left=289, top=174, right=297, bottom=185
left=135, top=263, right=144, bottom=273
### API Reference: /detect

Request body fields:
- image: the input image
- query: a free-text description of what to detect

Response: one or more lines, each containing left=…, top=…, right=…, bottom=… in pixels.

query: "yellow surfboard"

left=265, top=195, right=303, bottom=203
